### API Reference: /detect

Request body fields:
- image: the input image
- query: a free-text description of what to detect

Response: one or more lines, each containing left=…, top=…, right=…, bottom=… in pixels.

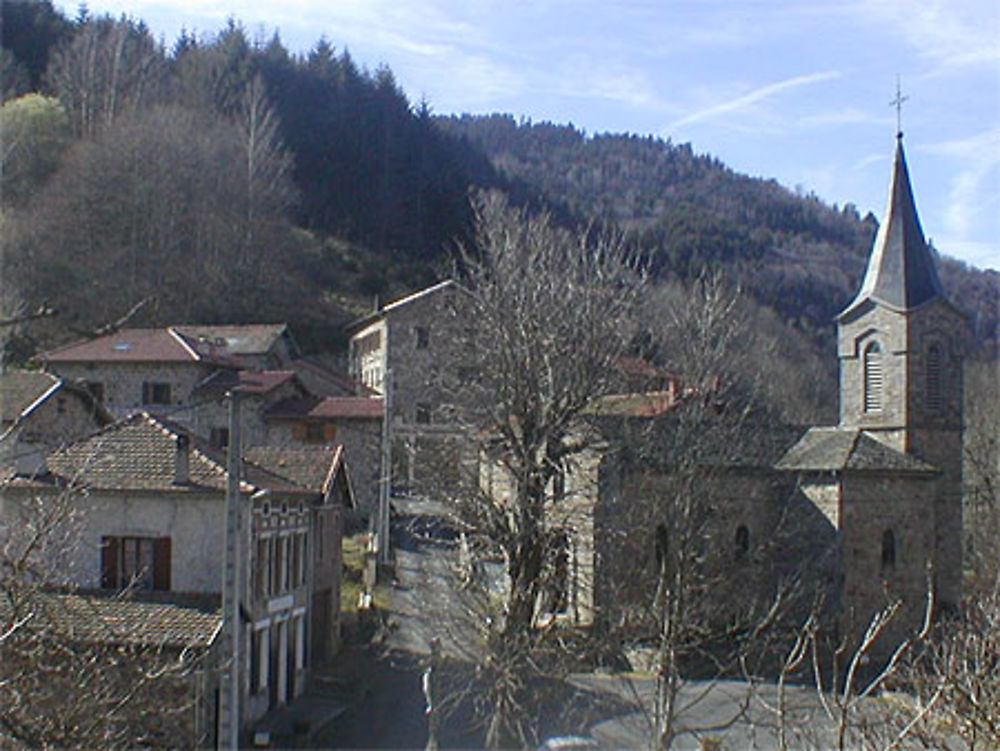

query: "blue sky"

left=63, top=0, right=1000, bottom=270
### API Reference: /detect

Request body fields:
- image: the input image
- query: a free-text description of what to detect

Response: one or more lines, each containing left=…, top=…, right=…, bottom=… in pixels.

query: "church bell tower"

left=836, top=132, right=966, bottom=608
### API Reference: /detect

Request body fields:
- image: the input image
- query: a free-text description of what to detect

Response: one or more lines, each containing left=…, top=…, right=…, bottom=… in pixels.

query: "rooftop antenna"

left=890, top=75, right=908, bottom=140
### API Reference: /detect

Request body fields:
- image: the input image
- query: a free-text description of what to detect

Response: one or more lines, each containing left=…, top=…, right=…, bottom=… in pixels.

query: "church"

left=540, top=132, right=966, bottom=651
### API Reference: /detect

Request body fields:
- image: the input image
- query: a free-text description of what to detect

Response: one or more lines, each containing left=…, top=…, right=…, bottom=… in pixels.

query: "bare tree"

left=433, top=190, right=646, bottom=748
left=45, top=15, right=167, bottom=139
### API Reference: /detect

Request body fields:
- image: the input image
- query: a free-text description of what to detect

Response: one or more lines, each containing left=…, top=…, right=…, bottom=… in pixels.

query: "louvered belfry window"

left=926, top=344, right=943, bottom=412
left=864, top=341, right=883, bottom=413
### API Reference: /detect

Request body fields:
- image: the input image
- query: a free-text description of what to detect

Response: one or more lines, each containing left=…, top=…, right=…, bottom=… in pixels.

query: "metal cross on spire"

left=890, top=76, right=908, bottom=139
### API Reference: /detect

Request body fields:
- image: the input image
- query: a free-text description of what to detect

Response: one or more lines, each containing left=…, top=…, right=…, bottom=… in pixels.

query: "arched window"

left=881, top=529, right=896, bottom=568
left=734, top=524, right=750, bottom=558
left=926, top=344, right=943, bottom=412
left=864, top=342, right=883, bottom=413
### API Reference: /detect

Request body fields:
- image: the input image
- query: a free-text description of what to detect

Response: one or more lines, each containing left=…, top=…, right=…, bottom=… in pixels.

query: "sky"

left=60, top=0, right=1000, bottom=271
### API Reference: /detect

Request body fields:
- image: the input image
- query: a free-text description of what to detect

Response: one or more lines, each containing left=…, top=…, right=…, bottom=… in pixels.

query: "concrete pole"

left=378, top=369, right=393, bottom=565
left=219, top=390, right=242, bottom=748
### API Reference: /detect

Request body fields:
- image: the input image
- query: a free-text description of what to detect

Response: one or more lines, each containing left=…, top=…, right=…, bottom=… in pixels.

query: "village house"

left=0, top=410, right=354, bottom=736
left=347, top=280, right=475, bottom=492
left=0, top=369, right=113, bottom=474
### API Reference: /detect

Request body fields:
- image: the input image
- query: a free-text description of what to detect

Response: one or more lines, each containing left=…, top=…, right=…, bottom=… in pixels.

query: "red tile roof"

left=266, top=396, right=384, bottom=421
left=41, top=328, right=206, bottom=364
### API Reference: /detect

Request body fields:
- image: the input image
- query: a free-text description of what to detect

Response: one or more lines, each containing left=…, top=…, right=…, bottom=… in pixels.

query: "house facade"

left=0, top=411, right=354, bottom=733
left=348, top=280, right=475, bottom=493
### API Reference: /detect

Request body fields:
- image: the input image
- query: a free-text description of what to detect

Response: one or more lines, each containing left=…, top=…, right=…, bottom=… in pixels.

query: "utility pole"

left=377, top=369, right=393, bottom=565
left=219, top=390, right=242, bottom=748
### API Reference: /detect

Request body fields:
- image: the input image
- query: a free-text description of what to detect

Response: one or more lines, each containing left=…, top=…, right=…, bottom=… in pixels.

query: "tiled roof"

left=0, top=370, right=60, bottom=422
left=245, top=445, right=345, bottom=494
left=0, top=591, right=221, bottom=648
left=775, top=427, right=939, bottom=473
left=588, top=390, right=681, bottom=418
left=172, top=323, right=289, bottom=356
left=36, top=413, right=313, bottom=494
left=266, top=396, right=384, bottom=420
left=347, top=279, right=459, bottom=332
left=40, top=328, right=205, bottom=364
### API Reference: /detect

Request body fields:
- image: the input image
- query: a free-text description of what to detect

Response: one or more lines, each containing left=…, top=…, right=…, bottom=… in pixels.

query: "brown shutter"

left=292, top=422, right=306, bottom=441
left=101, top=536, right=119, bottom=589
left=324, top=424, right=337, bottom=442
left=153, top=537, right=171, bottom=591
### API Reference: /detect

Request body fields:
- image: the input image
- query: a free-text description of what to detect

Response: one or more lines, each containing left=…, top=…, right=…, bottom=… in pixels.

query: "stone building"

left=778, top=132, right=966, bottom=642
left=510, top=134, right=965, bottom=651
left=347, top=280, right=474, bottom=493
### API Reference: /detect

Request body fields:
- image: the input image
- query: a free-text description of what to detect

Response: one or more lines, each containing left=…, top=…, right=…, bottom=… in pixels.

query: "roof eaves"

left=166, top=327, right=203, bottom=361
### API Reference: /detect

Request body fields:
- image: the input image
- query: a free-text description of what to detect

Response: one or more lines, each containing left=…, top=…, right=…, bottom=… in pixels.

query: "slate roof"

left=193, top=369, right=300, bottom=398
left=266, top=396, right=384, bottom=421
left=0, top=591, right=221, bottom=648
left=839, top=136, right=948, bottom=318
left=172, top=323, right=291, bottom=357
left=0, top=371, right=61, bottom=422
left=775, top=426, right=939, bottom=474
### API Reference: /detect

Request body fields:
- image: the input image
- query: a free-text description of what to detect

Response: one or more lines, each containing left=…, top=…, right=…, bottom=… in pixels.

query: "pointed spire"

left=840, top=135, right=945, bottom=318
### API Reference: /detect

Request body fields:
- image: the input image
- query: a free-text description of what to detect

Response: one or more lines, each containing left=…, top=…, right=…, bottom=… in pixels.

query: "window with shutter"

left=100, top=536, right=170, bottom=590
left=864, top=342, right=883, bottom=413
left=926, top=344, right=943, bottom=412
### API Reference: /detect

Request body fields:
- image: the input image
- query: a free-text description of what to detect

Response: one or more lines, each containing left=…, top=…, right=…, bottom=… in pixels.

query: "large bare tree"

left=433, top=190, right=646, bottom=747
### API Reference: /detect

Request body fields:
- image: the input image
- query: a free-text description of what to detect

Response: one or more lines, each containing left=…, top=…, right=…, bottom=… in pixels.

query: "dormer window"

left=863, top=342, right=883, bottom=413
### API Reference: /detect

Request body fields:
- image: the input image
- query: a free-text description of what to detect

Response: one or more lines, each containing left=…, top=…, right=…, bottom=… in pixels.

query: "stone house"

left=0, top=370, right=113, bottom=474
left=264, top=394, right=384, bottom=516
left=0, top=411, right=354, bottom=732
left=37, top=327, right=242, bottom=419
left=348, top=280, right=475, bottom=492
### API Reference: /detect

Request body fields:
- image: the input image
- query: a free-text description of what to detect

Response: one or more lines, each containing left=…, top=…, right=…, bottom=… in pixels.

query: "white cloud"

left=847, top=0, right=1000, bottom=71
left=668, top=71, right=841, bottom=130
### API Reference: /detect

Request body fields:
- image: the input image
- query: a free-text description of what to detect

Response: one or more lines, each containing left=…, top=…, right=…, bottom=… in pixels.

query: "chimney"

left=174, top=434, right=190, bottom=485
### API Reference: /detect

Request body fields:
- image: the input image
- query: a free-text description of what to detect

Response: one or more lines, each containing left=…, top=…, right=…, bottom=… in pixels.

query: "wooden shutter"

left=324, top=424, right=338, bottom=442
left=292, top=422, right=306, bottom=441
left=153, top=537, right=171, bottom=591
left=101, top=536, right=119, bottom=589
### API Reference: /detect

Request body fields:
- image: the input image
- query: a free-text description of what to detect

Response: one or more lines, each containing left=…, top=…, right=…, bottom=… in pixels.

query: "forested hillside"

left=2, top=1, right=995, bottom=371
left=438, top=114, right=999, bottom=352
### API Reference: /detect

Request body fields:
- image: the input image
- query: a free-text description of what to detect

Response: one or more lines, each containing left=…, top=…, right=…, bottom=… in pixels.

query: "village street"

left=312, top=498, right=849, bottom=750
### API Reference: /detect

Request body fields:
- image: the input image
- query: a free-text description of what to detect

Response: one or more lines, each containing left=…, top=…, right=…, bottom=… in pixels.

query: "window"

left=735, top=524, right=750, bottom=558
left=415, top=326, right=430, bottom=349
left=416, top=403, right=432, bottom=424
left=142, top=381, right=171, bottom=405
left=546, top=531, right=571, bottom=614
left=863, top=342, right=883, bottom=413
left=295, top=422, right=335, bottom=444
left=101, top=536, right=171, bottom=590
left=210, top=427, right=230, bottom=449
left=926, top=344, right=942, bottom=412
left=881, top=529, right=896, bottom=568
left=304, top=423, right=326, bottom=443
left=255, top=538, right=269, bottom=597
